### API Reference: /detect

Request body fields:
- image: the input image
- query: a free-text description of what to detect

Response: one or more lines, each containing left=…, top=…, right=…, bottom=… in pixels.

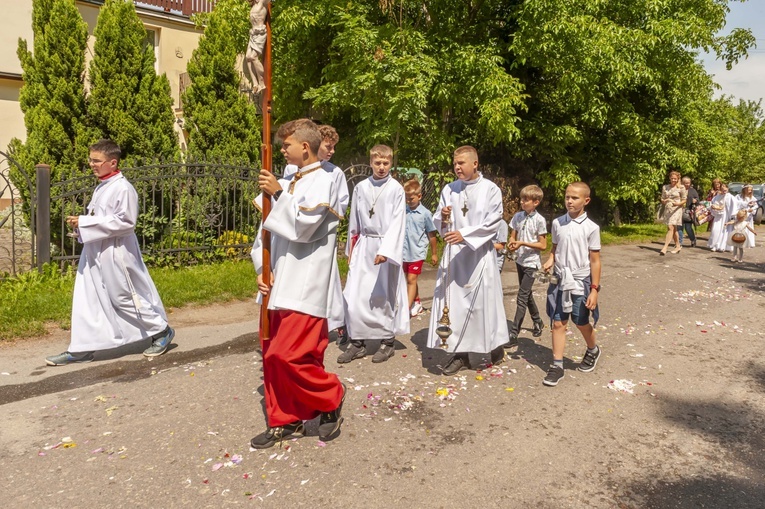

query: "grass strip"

left=0, top=223, right=674, bottom=341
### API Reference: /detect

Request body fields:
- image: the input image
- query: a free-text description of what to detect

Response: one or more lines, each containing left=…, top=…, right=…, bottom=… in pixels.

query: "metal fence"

left=51, top=158, right=261, bottom=268
left=0, top=158, right=450, bottom=280
left=0, top=152, right=35, bottom=279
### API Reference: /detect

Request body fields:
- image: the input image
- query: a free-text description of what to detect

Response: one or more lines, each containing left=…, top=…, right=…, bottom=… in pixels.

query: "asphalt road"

left=1, top=233, right=764, bottom=508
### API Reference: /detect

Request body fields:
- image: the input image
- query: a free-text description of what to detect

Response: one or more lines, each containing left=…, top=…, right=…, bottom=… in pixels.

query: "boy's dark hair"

left=275, top=118, right=317, bottom=143
left=318, top=125, right=339, bottom=144
left=292, top=125, right=322, bottom=155
left=89, top=139, right=121, bottom=161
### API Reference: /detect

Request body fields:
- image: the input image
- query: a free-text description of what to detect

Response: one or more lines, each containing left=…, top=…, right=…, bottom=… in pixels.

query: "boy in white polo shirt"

left=541, top=182, right=601, bottom=386
left=505, top=185, right=547, bottom=348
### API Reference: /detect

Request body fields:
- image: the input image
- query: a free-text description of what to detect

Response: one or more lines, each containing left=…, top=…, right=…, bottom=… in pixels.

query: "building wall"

left=0, top=0, right=204, bottom=162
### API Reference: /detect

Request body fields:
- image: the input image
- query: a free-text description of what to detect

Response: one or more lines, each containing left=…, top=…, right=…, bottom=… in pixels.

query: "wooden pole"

left=260, top=3, right=273, bottom=340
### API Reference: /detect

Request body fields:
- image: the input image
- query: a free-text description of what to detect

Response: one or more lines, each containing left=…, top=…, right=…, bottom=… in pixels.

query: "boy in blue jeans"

left=541, top=182, right=602, bottom=386
left=403, top=179, right=438, bottom=317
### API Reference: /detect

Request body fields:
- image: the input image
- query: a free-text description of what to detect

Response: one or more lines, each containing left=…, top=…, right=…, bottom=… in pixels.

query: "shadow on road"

left=617, top=364, right=765, bottom=508
left=0, top=332, right=259, bottom=406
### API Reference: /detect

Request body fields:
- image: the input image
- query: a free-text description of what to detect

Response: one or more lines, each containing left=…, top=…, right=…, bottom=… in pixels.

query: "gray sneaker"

left=337, top=343, right=366, bottom=364
left=143, top=327, right=175, bottom=357
left=543, top=364, right=564, bottom=386
left=46, top=351, right=94, bottom=366
left=577, top=346, right=601, bottom=373
left=372, top=344, right=395, bottom=363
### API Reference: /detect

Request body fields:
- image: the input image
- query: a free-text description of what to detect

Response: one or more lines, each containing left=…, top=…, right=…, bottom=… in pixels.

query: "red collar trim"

left=98, top=170, right=121, bottom=181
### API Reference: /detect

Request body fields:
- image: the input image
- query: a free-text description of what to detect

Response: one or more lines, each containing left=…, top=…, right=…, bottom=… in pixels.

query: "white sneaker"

left=410, top=302, right=424, bottom=317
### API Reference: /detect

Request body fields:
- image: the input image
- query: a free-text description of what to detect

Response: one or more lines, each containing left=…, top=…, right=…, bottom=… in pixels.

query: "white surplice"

left=70, top=174, right=168, bottom=352
left=427, top=175, right=509, bottom=354
left=343, top=175, right=409, bottom=340
left=284, top=161, right=349, bottom=329
left=251, top=162, right=341, bottom=318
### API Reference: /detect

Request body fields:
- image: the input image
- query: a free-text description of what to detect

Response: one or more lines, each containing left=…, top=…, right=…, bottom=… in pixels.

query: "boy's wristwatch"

left=590, top=284, right=601, bottom=291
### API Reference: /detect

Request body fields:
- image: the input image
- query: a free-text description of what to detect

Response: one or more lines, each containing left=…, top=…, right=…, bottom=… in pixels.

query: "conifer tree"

left=88, top=0, right=178, bottom=163
left=182, top=0, right=259, bottom=162
left=9, top=0, right=90, bottom=191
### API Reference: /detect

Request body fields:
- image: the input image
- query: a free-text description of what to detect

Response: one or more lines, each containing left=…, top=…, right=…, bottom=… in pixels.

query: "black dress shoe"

left=442, top=354, right=469, bottom=376
left=250, top=421, right=305, bottom=449
left=318, top=383, right=346, bottom=440
left=504, top=334, right=519, bottom=349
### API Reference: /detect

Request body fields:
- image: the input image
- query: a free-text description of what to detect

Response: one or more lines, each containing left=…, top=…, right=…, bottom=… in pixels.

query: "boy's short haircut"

left=318, top=125, right=339, bottom=144
left=370, top=144, right=393, bottom=161
left=404, top=178, right=421, bottom=194
left=89, top=139, right=121, bottom=161
left=453, top=145, right=478, bottom=161
left=520, top=185, right=544, bottom=202
left=566, top=181, right=591, bottom=198
left=292, top=125, right=322, bottom=155
left=275, top=118, right=317, bottom=143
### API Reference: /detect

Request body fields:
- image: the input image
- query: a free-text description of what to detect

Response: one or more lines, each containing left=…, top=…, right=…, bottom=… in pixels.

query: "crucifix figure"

left=369, top=207, right=375, bottom=218
left=461, top=202, right=469, bottom=216
left=244, top=0, right=272, bottom=94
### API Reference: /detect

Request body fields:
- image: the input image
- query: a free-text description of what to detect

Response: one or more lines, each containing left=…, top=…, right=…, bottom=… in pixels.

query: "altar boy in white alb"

left=281, top=122, right=350, bottom=344
left=46, top=140, right=173, bottom=366
left=427, top=146, right=508, bottom=375
left=338, top=144, right=409, bottom=364
left=250, top=120, right=345, bottom=448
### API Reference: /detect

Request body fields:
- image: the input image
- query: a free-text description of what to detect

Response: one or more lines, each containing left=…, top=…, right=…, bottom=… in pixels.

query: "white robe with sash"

left=70, top=174, right=168, bottom=352
left=251, top=162, right=341, bottom=318
left=707, top=194, right=727, bottom=251
left=427, top=175, right=509, bottom=354
left=284, top=161, right=349, bottom=329
left=343, top=175, right=409, bottom=340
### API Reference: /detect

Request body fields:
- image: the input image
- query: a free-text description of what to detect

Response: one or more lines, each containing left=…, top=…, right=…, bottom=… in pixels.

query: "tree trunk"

left=613, top=205, right=622, bottom=227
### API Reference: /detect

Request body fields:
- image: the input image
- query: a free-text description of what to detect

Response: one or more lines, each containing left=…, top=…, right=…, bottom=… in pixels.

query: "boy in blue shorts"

left=541, top=182, right=601, bottom=386
left=403, top=179, right=438, bottom=317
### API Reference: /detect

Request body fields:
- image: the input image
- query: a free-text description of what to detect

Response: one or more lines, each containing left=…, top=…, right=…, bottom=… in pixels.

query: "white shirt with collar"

left=551, top=211, right=600, bottom=294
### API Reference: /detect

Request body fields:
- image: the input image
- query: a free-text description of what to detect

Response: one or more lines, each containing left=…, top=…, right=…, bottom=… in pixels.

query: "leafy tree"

left=272, top=0, right=758, bottom=225
left=9, top=0, right=90, bottom=191
left=8, top=0, right=92, bottom=249
left=510, top=0, right=756, bottom=221
left=274, top=1, right=526, bottom=169
left=182, top=0, right=260, bottom=162
left=88, top=0, right=178, bottom=163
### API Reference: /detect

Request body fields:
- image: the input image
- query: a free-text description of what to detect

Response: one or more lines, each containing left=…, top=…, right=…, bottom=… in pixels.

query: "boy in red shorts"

left=403, top=178, right=438, bottom=317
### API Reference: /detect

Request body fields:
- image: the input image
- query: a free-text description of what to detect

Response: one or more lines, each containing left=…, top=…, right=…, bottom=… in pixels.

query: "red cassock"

left=261, top=309, right=343, bottom=427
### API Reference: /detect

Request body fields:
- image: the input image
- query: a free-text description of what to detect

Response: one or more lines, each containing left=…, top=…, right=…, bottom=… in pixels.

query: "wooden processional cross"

left=260, top=3, right=274, bottom=340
